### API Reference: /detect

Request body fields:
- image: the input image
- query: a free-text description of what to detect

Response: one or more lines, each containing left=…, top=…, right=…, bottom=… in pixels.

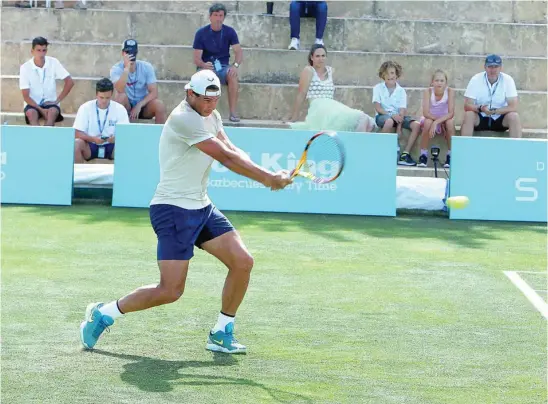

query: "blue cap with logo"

left=485, top=54, right=502, bottom=67
left=122, top=39, right=138, bottom=56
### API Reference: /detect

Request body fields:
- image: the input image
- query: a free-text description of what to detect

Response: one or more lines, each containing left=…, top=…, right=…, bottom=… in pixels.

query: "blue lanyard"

left=484, top=73, right=501, bottom=109
left=36, top=67, right=46, bottom=84
left=210, top=27, right=224, bottom=54
left=96, top=102, right=110, bottom=135
left=36, top=67, right=46, bottom=104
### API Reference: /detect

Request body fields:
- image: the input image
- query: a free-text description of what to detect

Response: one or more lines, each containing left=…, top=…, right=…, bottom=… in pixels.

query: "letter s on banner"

left=515, top=178, right=538, bottom=202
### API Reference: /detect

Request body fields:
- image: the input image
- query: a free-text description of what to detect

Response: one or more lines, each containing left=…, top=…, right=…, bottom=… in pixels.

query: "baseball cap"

left=485, top=54, right=502, bottom=67
left=184, top=70, right=221, bottom=96
left=122, top=39, right=138, bottom=55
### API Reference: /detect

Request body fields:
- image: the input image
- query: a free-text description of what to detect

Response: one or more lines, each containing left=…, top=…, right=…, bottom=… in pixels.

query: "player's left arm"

left=217, top=129, right=250, bottom=161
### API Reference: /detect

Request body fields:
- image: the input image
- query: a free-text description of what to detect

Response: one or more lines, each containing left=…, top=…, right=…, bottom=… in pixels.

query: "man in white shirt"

left=461, top=54, right=522, bottom=138
left=73, top=78, right=129, bottom=163
left=80, top=70, right=292, bottom=354
left=19, top=37, right=74, bottom=126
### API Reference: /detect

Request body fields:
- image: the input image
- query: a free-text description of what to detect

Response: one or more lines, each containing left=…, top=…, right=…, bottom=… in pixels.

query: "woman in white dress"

left=286, top=44, right=376, bottom=133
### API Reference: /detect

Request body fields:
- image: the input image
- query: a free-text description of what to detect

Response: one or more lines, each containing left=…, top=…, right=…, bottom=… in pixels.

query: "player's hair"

left=431, top=69, right=448, bottom=83
left=378, top=61, right=403, bottom=79
left=209, top=3, right=227, bottom=16
left=32, top=36, right=49, bottom=49
left=96, top=78, right=114, bottom=93
left=308, top=44, right=327, bottom=66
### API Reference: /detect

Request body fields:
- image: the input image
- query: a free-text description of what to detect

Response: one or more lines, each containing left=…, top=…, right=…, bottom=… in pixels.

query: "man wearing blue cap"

left=110, top=39, right=167, bottom=124
left=461, top=54, right=522, bottom=138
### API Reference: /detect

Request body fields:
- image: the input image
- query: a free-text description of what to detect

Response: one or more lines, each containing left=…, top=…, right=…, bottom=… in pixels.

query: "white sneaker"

left=314, top=38, right=324, bottom=45
left=288, top=38, right=300, bottom=50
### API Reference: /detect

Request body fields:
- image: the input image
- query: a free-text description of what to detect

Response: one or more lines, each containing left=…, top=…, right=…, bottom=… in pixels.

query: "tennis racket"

left=289, top=131, right=345, bottom=184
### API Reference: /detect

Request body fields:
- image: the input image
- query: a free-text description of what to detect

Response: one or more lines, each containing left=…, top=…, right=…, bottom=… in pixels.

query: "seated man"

left=110, top=39, right=166, bottom=124
left=73, top=78, right=129, bottom=163
left=461, top=54, right=522, bottom=138
left=19, top=36, right=74, bottom=126
left=193, top=3, right=243, bottom=122
left=288, top=1, right=328, bottom=50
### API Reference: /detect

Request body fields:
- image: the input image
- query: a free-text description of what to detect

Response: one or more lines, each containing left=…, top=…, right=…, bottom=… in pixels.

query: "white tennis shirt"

left=150, top=100, right=223, bottom=209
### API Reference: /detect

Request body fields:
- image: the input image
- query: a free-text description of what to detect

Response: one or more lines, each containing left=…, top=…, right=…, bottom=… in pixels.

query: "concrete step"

left=20, top=1, right=547, bottom=24
left=2, top=76, right=546, bottom=128
left=1, top=7, right=546, bottom=56
left=3, top=41, right=546, bottom=91
left=0, top=112, right=289, bottom=129
left=396, top=166, right=450, bottom=178
left=3, top=110, right=545, bottom=138
left=236, top=1, right=547, bottom=24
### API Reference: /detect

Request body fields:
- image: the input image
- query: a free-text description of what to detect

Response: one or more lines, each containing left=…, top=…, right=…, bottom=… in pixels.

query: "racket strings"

left=301, top=135, right=344, bottom=181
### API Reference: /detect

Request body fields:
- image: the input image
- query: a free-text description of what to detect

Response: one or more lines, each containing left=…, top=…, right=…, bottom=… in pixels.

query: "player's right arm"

left=194, top=137, right=291, bottom=191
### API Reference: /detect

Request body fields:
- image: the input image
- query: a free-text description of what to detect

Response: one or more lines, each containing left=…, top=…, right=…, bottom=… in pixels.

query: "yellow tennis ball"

left=446, top=196, right=469, bottom=209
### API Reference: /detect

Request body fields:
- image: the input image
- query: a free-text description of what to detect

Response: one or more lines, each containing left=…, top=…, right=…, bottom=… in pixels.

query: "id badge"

left=98, top=146, right=105, bottom=159
left=213, top=59, right=222, bottom=72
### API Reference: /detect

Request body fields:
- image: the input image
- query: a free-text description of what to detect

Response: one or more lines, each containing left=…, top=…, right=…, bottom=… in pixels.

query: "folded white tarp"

left=73, top=164, right=448, bottom=211
left=396, top=176, right=447, bottom=211
left=73, top=164, right=114, bottom=187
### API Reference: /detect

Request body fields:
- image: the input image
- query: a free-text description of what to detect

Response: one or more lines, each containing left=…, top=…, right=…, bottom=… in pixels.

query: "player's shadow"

left=89, top=349, right=312, bottom=403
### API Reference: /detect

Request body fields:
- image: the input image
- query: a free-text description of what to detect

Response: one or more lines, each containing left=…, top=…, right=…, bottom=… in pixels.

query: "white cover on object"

left=72, top=164, right=448, bottom=211
left=73, top=164, right=114, bottom=187
left=396, top=176, right=447, bottom=210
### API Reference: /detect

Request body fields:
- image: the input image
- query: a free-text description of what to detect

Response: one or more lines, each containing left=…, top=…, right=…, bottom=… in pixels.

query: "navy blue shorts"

left=475, top=114, right=508, bottom=132
left=375, top=114, right=417, bottom=130
left=149, top=204, right=235, bottom=261
left=24, top=104, right=64, bottom=124
left=88, top=143, right=115, bottom=160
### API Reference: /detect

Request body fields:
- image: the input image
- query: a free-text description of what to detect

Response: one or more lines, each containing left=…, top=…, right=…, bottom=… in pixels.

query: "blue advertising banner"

left=112, top=125, right=397, bottom=216
left=1, top=125, right=74, bottom=205
left=450, top=137, right=547, bottom=222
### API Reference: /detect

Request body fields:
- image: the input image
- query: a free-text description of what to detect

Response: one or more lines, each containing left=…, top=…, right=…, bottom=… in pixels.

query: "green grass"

left=2, top=204, right=546, bottom=404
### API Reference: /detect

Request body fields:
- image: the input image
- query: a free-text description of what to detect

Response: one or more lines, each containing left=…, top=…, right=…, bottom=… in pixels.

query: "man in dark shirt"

left=193, top=3, right=244, bottom=122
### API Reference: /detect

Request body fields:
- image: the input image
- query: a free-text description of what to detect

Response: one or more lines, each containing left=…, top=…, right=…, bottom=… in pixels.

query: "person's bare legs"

left=381, top=118, right=395, bottom=133
left=445, top=118, right=456, bottom=150
left=200, top=230, right=252, bottom=354
left=44, top=107, right=59, bottom=126
left=25, top=108, right=40, bottom=126
left=74, top=139, right=91, bottom=163
left=420, top=119, right=433, bottom=151
left=117, top=260, right=190, bottom=313
left=403, top=120, right=421, bottom=154
left=140, top=99, right=167, bottom=124
left=461, top=111, right=479, bottom=137
left=226, top=69, right=240, bottom=120
left=113, top=92, right=131, bottom=111
left=201, top=231, right=254, bottom=316
left=502, top=112, right=522, bottom=138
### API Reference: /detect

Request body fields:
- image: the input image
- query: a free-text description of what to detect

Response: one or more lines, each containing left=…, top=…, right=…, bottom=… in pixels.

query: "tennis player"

left=80, top=69, right=292, bottom=354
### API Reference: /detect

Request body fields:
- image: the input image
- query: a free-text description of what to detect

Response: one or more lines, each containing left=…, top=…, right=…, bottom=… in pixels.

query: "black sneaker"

left=397, top=152, right=417, bottom=166
left=417, top=154, right=428, bottom=167
left=443, top=154, right=450, bottom=168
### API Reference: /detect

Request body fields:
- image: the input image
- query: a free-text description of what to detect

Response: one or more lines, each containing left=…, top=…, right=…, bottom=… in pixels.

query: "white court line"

left=504, top=271, right=548, bottom=320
